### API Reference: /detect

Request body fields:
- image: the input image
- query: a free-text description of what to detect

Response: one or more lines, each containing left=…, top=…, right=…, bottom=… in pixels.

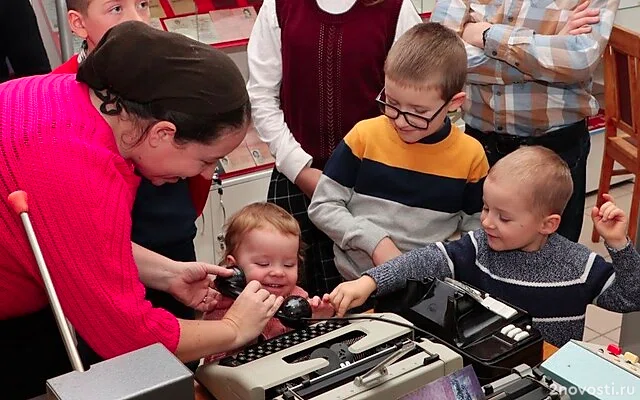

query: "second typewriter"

left=195, top=313, right=463, bottom=400
left=375, top=277, right=544, bottom=383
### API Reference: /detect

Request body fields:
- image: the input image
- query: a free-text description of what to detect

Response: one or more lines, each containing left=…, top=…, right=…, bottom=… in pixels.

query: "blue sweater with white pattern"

left=366, top=230, right=640, bottom=347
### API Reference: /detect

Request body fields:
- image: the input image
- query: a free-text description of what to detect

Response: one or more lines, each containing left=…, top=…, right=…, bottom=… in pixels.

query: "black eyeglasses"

left=376, top=88, right=450, bottom=130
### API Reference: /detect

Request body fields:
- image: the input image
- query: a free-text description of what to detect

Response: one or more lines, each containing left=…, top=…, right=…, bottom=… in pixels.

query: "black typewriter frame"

left=374, top=277, right=544, bottom=384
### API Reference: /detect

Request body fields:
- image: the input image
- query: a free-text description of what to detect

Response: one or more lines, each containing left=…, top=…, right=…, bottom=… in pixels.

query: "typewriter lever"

left=354, top=340, right=417, bottom=387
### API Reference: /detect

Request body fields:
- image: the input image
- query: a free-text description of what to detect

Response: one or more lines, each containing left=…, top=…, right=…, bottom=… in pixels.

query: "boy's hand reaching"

left=328, top=276, right=377, bottom=317
left=592, top=193, right=629, bottom=250
left=309, top=296, right=335, bottom=319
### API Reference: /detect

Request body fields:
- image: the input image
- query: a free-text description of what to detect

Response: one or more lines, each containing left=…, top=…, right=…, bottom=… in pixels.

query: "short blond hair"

left=488, top=146, right=573, bottom=215
left=66, top=0, right=89, bottom=13
left=221, top=202, right=304, bottom=265
left=384, top=22, right=467, bottom=101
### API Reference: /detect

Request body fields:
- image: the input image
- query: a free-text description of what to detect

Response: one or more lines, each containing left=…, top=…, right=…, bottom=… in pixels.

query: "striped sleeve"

left=321, top=138, right=363, bottom=188
left=594, top=243, right=640, bottom=313
left=459, top=139, right=488, bottom=232
left=367, top=230, right=485, bottom=295
left=308, top=126, right=389, bottom=257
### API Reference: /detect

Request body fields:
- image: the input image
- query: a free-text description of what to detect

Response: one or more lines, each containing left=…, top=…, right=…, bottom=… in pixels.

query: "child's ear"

left=226, top=255, right=237, bottom=266
left=540, top=214, right=561, bottom=235
left=67, top=11, right=89, bottom=40
left=447, top=91, right=467, bottom=112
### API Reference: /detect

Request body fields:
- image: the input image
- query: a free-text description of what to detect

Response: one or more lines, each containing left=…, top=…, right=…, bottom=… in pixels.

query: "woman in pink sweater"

left=0, top=22, right=283, bottom=399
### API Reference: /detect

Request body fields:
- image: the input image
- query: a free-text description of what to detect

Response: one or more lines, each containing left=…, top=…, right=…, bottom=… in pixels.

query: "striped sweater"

left=308, top=115, right=488, bottom=279
left=366, top=230, right=640, bottom=347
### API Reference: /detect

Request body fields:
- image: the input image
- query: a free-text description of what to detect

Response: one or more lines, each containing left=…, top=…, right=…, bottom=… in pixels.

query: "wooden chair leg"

left=628, top=179, right=640, bottom=245
left=592, top=151, right=615, bottom=242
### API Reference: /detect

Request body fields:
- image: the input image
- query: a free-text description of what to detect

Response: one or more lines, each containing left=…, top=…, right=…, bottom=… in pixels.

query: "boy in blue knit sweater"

left=327, top=146, right=640, bottom=347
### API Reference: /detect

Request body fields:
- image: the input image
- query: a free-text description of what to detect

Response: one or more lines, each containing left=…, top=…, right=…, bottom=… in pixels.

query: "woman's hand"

left=222, top=280, right=284, bottom=348
left=167, top=262, right=233, bottom=312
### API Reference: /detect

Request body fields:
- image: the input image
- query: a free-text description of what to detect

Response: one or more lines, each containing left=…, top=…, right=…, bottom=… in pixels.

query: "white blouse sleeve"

left=246, top=0, right=313, bottom=183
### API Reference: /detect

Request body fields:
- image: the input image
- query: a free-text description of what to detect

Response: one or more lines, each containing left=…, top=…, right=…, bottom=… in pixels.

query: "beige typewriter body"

left=196, top=313, right=463, bottom=400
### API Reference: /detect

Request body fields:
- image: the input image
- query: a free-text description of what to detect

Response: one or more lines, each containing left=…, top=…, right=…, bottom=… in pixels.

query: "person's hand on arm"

left=462, top=2, right=601, bottom=50
left=431, top=0, right=525, bottom=84
left=480, top=0, right=610, bottom=83
left=558, top=1, right=601, bottom=36
left=460, top=1, right=602, bottom=84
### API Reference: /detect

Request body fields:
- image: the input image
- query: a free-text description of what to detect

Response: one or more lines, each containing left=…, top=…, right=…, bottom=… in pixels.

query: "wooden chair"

left=592, top=25, right=640, bottom=244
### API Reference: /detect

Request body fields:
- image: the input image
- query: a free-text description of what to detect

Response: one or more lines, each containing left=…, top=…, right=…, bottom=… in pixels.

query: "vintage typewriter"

left=195, top=313, right=464, bottom=400
left=375, top=277, right=544, bottom=383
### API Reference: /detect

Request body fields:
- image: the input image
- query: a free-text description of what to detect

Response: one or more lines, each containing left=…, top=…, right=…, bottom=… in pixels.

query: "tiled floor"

left=579, top=180, right=634, bottom=345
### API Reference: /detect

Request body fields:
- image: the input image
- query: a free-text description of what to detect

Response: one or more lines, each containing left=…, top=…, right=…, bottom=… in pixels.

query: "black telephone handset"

left=214, top=266, right=312, bottom=329
left=214, top=266, right=246, bottom=298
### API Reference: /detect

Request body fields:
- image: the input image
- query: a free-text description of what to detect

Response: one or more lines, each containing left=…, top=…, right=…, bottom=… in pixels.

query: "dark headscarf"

left=77, top=20, right=248, bottom=116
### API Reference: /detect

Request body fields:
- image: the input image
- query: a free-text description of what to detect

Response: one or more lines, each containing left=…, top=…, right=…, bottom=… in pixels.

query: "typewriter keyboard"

left=219, top=320, right=350, bottom=367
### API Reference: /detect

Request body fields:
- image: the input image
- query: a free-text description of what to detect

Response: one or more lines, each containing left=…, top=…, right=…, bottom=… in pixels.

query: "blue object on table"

left=540, top=340, right=640, bottom=400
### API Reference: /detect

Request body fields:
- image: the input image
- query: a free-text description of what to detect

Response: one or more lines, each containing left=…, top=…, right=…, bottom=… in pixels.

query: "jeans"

left=466, top=121, right=591, bottom=242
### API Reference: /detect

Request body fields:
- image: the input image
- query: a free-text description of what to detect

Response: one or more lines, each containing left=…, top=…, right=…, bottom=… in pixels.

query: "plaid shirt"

left=431, top=0, right=619, bottom=137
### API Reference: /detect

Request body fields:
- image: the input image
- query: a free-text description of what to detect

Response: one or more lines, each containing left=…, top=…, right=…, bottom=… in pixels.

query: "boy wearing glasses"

left=308, top=23, right=489, bottom=280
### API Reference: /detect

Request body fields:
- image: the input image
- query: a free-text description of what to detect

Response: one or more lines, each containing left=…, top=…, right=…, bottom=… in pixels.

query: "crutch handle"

left=7, top=190, right=29, bottom=213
